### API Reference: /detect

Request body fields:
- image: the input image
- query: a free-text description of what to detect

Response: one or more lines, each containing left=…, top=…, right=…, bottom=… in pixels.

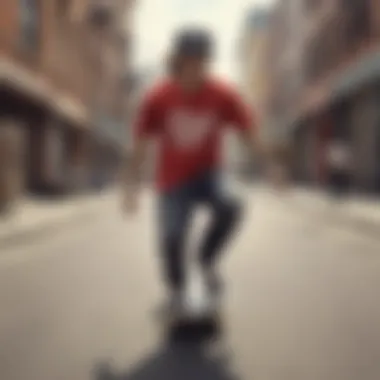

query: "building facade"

left=265, top=0, right=380, bottom=193
left=263, top=0, right=305, bottom=145
left=0, top=0, right=135, bottom=207
left=232, top=7, right=271, bottom=176
left=87, top=0, right=135, bottom=189
left=240, top=7, right=270, bottom=126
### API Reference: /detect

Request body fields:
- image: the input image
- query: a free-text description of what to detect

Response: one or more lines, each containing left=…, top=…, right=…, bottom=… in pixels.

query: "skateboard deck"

left=159, top=271, right=224, bottom=342
left=162, top=299, right=223, bottom=343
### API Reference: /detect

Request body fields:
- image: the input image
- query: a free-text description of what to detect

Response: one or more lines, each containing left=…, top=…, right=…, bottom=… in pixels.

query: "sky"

left=132, top=0, right=275, bottom=82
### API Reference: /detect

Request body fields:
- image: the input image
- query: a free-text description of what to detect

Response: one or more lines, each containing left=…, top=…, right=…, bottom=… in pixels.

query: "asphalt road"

left=1, top=188, right=380, bottom=380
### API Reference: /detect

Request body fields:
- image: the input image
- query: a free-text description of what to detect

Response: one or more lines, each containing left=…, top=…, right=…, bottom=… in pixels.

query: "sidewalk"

left=0, top=190, right=115, bottom=249
left=283, top=186, right=380, bottom=236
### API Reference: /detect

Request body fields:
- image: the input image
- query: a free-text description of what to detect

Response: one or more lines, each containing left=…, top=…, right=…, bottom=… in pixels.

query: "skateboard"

left=162, top=297, right=223, bottom=343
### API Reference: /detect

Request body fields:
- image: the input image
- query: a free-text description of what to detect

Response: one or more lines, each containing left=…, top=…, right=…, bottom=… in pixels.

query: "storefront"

left=1, top=58, right=90, bottom=197
left=291, top=48, right=380, bottom=193
left=290, top=78, right=333, bottom=186
left=332, top=48, right=380, bottom=193
left=90, top=114, right=125, bottom=190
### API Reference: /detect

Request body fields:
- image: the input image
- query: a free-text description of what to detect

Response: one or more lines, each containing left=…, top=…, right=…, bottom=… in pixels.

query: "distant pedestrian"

left=326, top=139, right=351, bottom=198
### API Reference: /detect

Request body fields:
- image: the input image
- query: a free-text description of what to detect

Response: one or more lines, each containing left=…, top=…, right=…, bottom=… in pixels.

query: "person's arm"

left=123, top=91, right=161, bottom=211
left=222, top=88, right=263, bottom=158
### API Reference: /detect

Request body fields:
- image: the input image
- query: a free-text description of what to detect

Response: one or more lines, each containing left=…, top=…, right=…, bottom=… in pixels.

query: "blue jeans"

left=158, top=170, right=242, bottom=292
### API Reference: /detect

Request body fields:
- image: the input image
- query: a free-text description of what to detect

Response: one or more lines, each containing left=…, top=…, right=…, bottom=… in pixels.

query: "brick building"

left=0, top=0, right=134, bottom=207
left=233, top=7, right=271, bottom=176
left=265, top=0, right=380, bottom=193
left=87, top=0, right=135, bottom=188
left=240, top=7, right=270, bottom=129
left=263, top=0, right=305, bottom=145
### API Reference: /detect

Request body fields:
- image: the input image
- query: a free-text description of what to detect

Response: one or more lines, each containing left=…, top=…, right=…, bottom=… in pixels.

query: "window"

left=344, top=0, right=371, bottom=47
left=56, top=0, right=69, bottom=18
left=88, top=4, right=112, bottom=29
left=19, top=0, right=40, bottom=50
left=305, top=36, right=324, bottom=80
left=305, top=19, right=342, bottom=81
left=305, top=0, right=321, bottom=12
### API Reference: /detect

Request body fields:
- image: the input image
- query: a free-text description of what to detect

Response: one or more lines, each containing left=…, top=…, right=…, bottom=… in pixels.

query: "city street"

left=1, top=187, right=380, bottom=380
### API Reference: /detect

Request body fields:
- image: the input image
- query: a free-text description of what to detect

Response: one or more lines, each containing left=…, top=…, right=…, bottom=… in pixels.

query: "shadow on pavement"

left=94, top=343, right=238, bottom=380
left=93, top=327, right=239, bottom=380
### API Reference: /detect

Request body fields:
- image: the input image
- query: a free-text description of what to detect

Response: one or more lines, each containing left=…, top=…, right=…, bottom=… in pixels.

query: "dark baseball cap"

left=173, top=28, right=214, bottom=58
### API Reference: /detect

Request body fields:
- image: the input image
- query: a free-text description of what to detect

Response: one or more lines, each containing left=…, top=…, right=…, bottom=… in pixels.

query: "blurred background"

left=2, top=0, right=380, bottom=212
left=1, top=1, right=380, bottom=380
left=1, top=0, right=135, bottom=205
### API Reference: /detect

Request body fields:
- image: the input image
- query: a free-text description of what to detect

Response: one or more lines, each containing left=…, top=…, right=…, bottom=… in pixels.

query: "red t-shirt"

left=134, top=78, right=253, bottom=192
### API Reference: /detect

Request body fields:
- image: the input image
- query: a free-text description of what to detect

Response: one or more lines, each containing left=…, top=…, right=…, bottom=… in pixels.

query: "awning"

left=286, top=48, right=380, bottom=133
left=0, top=56, right=50, bottom=103
left=1, top=57, right=89, bottom=127
left=332, top=48, right=380, bottom=99
left=49, top=94, right=89, bottom=127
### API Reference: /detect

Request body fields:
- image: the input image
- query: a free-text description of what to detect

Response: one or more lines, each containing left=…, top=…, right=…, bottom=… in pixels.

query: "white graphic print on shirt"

left=166, top=109, right=217, bottom=150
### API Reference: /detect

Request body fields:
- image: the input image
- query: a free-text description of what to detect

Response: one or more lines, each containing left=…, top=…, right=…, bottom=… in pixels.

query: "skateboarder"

left=124, top=28, right=265, bottom=313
